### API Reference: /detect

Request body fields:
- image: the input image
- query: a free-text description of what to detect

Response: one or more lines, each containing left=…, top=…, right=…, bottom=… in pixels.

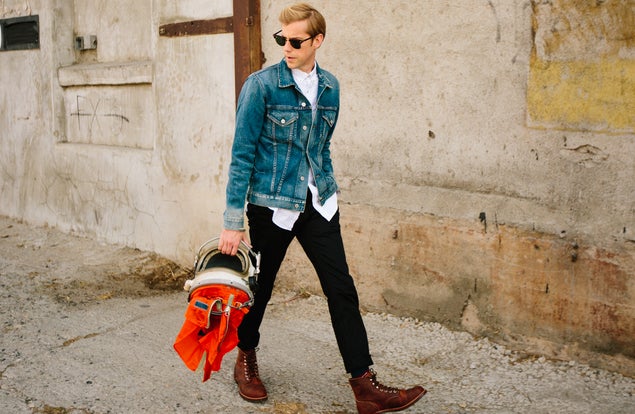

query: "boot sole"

left=237, top=390, right=268, bottom=402
left=234, top=376, right=268, bottom=402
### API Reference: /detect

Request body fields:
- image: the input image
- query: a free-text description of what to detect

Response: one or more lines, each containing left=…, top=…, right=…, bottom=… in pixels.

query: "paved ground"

left=1, top=216, right=634, bottom=413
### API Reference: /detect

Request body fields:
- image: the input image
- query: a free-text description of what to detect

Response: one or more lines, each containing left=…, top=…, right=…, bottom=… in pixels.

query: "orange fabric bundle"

left=174, top=284, right=250, bottom=382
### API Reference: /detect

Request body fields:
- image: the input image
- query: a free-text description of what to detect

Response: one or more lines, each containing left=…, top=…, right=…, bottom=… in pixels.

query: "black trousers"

left=237, top=199, right=373, bottom=373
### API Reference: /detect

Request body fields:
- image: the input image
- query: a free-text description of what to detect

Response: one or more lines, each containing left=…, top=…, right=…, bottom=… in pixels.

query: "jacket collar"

left=277, top=58, right=332, bottom=90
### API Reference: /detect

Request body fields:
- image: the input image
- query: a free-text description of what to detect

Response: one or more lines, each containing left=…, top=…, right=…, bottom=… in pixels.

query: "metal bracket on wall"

left=158, top=0, right=264, bottom=107
left=75, top=35, right=97, bottom=50
left=158, top=17, right=233, bottom=37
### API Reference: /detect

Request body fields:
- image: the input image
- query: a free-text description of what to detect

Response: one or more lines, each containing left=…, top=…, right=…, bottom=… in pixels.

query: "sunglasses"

left=273, top=30, right=315, bottom=49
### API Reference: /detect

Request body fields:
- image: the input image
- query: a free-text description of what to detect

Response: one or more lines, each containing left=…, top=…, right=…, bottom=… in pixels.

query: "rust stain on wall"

left=489, top=230, right=635, bottom=357
left=285, top=205, right=635, bottom=375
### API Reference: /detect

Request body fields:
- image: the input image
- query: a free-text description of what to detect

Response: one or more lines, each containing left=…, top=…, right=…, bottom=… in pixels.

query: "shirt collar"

left=292, top=64, right=317, bottom=83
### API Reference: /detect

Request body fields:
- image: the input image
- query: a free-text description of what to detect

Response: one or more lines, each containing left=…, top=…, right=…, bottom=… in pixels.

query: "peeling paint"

left=528, top=0, right=635, bottom=132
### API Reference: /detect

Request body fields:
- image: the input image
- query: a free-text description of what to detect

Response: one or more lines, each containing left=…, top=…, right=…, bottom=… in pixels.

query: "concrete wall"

left=1, top=0, right=634, bottom=375
left=1, top=0, right=236, bottom=259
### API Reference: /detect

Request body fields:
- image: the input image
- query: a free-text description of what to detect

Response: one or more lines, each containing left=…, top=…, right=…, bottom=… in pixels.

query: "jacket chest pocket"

left=266, top=110, right=299, bottom=142
left=318, top=109, right=337, bottom=142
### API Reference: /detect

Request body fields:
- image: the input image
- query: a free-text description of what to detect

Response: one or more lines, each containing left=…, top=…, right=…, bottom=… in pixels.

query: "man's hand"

left=218, top=229, right=249, bottom=256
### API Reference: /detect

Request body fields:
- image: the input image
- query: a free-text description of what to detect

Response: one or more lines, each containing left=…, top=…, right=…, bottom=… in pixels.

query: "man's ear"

left=313, top=33, right=325, bottom=49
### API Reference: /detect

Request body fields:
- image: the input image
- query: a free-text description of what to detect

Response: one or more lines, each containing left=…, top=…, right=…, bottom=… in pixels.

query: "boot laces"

left=242, top=348, right=260, bottom=380
left=368, top=369, right=399, bottom=394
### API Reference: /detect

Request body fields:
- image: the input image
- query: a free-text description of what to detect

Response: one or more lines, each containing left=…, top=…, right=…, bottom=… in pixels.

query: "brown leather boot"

left=349, top=369, right=426, bottom=414
left=234, top=348, right=268, bottom=402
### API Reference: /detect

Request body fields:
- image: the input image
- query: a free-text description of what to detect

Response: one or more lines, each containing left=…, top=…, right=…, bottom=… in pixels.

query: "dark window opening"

left=0, top=15, right=39, bottom=51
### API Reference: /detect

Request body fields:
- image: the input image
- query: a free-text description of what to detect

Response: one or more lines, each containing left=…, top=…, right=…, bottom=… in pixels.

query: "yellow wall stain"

left=528, top=57, right=635, bottom=133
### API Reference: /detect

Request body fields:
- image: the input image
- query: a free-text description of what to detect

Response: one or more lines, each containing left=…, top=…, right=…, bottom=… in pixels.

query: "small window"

left=0, top=15, right=39, bottom=51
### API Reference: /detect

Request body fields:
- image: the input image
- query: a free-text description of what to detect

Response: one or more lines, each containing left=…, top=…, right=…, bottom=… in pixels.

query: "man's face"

left=279, top=19, right=323, bottom=73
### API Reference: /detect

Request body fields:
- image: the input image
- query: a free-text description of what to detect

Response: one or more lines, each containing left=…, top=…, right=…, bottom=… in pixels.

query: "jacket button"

left=302, top=125, right=307, bottom=130
left=301, top=102, right=306, bottom=107
left=281, top=119, right=286, bottom=124
left=295, top=204, right=299, bottom=208
left=300, top=176, right=305, bottom=181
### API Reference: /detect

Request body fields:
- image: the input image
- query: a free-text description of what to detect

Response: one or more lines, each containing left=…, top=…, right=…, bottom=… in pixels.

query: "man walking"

left=219, top=3, right=426, bottom=413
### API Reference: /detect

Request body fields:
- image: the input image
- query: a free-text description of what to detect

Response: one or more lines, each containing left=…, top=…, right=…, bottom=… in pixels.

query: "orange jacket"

left=174, top=284, right=250, bottom=382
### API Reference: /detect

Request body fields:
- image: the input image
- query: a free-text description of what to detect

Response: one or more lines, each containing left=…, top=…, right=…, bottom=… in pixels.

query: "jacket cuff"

left=223, top=208, right=246, bottom=231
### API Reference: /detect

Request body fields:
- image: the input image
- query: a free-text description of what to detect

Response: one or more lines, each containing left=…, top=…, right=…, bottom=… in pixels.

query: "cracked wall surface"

left=0, top=0, right=634, bottom=375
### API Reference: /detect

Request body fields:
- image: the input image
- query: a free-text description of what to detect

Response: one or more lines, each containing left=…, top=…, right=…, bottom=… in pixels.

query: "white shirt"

left=270, top=65, right=338, bottom=230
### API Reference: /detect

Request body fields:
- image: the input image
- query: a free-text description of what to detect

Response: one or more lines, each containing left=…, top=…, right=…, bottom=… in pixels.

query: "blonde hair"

left=279, top=3, right=326, bottom=37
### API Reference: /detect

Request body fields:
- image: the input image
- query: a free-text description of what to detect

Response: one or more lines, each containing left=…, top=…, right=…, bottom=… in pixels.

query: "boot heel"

left=355, top=400, right=380, bottom=414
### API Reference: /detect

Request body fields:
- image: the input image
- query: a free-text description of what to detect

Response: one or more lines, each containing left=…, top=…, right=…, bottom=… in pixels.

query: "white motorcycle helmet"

left=183, top=237, right=260, bottom=306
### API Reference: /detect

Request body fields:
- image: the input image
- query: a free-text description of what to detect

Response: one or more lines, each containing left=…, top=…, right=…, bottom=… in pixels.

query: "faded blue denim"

left=224, top=59, right=340, bottom=230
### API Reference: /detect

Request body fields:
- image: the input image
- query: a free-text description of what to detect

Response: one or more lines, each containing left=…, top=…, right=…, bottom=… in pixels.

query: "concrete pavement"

left=1, top=216, right=634, bottom=413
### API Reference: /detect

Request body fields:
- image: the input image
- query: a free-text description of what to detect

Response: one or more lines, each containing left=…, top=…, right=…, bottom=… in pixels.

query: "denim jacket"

left=223, top=59, right=340, bottom=230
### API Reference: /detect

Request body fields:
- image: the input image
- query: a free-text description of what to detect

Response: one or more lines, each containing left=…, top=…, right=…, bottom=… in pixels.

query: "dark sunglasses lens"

left=274, top=34, right=304, bottom=49
left=274, top=34, right=286, bottom=46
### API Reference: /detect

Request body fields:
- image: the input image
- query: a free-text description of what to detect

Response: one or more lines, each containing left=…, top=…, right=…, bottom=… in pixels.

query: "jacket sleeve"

left=321, top=81, right=340, bottom=176
left=223, top=74, right=266, bottom=230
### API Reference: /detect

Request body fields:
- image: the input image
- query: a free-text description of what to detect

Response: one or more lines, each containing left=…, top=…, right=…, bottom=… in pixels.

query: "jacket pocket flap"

left=267, top=110, right=298, bottom=127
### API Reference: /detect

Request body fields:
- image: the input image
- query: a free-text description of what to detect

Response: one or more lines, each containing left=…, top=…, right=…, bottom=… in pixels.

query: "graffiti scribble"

left=70, top=95, right=130, bottom=139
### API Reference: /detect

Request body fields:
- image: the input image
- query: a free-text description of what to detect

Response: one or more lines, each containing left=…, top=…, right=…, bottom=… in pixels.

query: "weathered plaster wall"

left=529, top=0, right=635, bottom=132
left=263, top=0, right=635, bottom=374
left=1, top=0, right=634, bottom=375
left=0, top=1, right=72, bottom=225
left=1, top=0, right=235, bottom=260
